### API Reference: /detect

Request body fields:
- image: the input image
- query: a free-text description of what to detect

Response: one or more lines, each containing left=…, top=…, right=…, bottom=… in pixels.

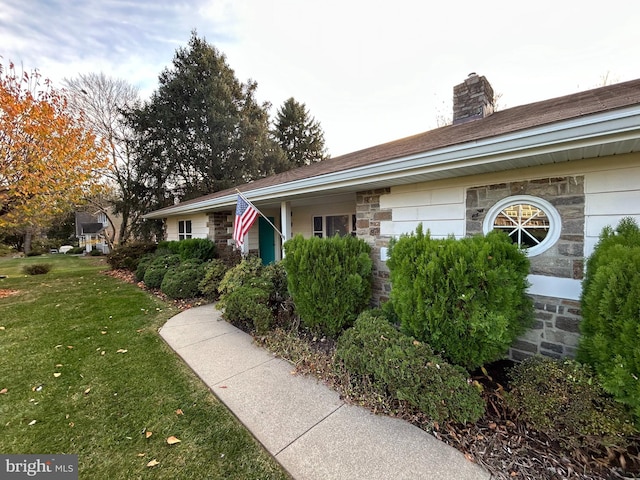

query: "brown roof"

left=151, top=78, right=640, bottom=213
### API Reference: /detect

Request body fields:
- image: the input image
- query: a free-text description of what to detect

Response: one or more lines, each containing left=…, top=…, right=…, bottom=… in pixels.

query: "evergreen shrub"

left=135, top=253, right=156, bottom=282
left=506, top=356, right=635, bottom=447
left=23, top=263, right=52, bottom=275
left=222, top=286, right=273, bottom=334
left=217, top=256, right=274, bottom=333
left=158, top=238, right=216, bottom=262
left=387, top=225, right=532, bottom=370
left=143, top=254, right=181, bottom=289
left=336, top=310, right=484, bottom=424
left=283, top=235, right=372, bottom=338
left=106, top=242, right=157, bottom=271
left=217, top=257, right=287, bottom=333
left=161, top=260, right=206, bottom=299
left=577, top=217, right=640, bottom=419
left=198, top=259, right=228, bottom=301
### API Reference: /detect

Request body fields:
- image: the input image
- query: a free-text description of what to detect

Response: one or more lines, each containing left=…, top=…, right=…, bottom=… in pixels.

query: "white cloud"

left=1, top=0, right=640, bottom=156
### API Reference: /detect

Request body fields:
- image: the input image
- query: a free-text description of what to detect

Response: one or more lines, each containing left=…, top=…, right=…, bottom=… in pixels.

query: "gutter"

left=144, top=105, right=640, bottom=219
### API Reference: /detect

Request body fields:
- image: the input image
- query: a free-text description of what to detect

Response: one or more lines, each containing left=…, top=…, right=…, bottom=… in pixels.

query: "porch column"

left=280, top=201, right=291, bottom=257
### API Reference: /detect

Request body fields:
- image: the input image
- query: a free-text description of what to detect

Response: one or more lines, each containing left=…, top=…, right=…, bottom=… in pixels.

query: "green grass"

left=0, top=255, right=289, bottom=479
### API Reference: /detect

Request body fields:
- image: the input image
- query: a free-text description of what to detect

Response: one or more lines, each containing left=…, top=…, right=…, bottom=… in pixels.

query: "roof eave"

left=143, top=105, right=640, bottom=219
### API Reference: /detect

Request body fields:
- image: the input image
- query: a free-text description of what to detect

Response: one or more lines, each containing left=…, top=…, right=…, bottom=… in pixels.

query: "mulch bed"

left=102, top=269, right=203, bottom=310
left=105, top=268, right=640, bottom=479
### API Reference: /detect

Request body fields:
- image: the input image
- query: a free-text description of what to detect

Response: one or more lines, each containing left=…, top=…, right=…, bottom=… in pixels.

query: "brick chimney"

left=452, top=73, right=494, bottom=125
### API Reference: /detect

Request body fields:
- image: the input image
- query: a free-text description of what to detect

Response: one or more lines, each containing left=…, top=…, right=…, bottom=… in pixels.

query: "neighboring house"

left=75, top=211, right=113, bottom=254
left=144, top=74, right=640, bottom=361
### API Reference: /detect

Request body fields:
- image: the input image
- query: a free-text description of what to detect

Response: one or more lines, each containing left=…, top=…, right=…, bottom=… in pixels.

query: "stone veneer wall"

left=466, top=176, right=585, bottom=360
left=208, top=211, right=233, bottom=250
left=510, top=295, right=582, bottom=361
left=356, top=188, right=392, bottom=306
left=357, top=178, right=587, bottom=361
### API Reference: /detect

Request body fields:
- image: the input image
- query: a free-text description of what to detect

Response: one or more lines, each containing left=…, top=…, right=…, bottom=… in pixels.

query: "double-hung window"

left=178, top=220, right=192, bottom=240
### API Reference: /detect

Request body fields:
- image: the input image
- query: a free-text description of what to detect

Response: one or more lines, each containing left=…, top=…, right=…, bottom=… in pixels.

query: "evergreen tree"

left=127, top=32, right=285, bottom=203
left=272, top=97, right=328, bottom=170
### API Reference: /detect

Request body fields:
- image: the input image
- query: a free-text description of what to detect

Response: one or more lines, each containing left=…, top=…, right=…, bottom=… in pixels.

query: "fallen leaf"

left=218, top=385, right=227, bottom=389
left=69, top=422, right=75, bottom=427
left=101, top=351, right=105, bottom=356
left=0, top=388, right=7, bottom=394
left=137, top=453, right=146, bottom=457
left=101, top=331, right=107, bottom=335
left=84, top=388, right=91, bottom=395
left=28, top=420, right=37, bottom=426
left=67, top=346, right=73, bottom=349
left=145, top=431, right=153, bottom=439
left=175, top=409, right=184, bottom=415
left=0, top=326, right=5, bottom=330
left=146, top=459, right=159, bottom=467
left=55, top=364, right=63, bottom=367
left=33, top=385, right=43, bottom=392
left=166, top=436, right=181, bottom=445
left=116, top=349, right=128, bottom=354
left=53, top=373, right=61, bottom=378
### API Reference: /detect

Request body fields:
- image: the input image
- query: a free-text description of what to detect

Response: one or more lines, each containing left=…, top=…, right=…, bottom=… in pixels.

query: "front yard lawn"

left=0, top=255, right=289, bottom=479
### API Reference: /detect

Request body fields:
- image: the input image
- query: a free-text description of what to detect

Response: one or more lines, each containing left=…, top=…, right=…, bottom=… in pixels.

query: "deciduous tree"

left=0, top=62, right=107, bottom=251
left=64, top=72, right=145, bottom=244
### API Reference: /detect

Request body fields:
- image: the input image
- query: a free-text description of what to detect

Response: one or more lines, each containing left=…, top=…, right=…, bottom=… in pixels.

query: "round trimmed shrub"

left=161, top=260, right=206, bottom=299
left=336, top=310, right=484, bottom=425
left=135, top=253, right=156, bottom=282
left=143, top=254, right=181, bottom=289
left=23, top=263, right=52, bottom=275
left=387, top=225, right=532, bottom=370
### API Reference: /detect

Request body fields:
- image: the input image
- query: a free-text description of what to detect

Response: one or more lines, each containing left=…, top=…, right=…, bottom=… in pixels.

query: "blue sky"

left=2, top=0, right=640, bottom=156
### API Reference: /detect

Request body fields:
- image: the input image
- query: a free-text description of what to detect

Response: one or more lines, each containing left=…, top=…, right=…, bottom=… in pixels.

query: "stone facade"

left=356, top=188, right=392, bottom=306
left=208, top=211, right=233, bottom=250
left=466, top=176, right=585, bottom=280
left=509, top=295, right=582, bottom=361
left=356, top=177, right=587, bottom=361
left=466, top=176, right=585, bottom=359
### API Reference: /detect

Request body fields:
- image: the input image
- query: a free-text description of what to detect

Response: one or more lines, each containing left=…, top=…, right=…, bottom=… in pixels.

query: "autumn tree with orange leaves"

left=0, top=62, right=107, bottom=252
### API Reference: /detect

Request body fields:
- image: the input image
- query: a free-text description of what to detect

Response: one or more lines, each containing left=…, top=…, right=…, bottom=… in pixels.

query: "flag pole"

left=235, top=189, right=285, bottom=241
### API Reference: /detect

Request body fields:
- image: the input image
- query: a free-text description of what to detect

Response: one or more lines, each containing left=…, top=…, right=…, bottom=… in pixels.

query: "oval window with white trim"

left=482, top=195, right=561, bottom=256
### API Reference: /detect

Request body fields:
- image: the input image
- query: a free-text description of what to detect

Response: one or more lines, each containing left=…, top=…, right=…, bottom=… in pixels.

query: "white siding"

left=292, top=200, right=356, bottom=237
left=380, top=186, right=465, bottom=238
left=585, top=166, right=640, bottom=256
left=165, top=213, right=210, bottom=241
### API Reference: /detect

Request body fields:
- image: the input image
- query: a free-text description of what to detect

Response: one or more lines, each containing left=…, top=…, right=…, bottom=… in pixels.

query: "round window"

left=482, top=195, right=561, bottom=256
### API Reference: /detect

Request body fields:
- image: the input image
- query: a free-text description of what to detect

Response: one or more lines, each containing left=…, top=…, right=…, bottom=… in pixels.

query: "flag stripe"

left=233, top=195, right=259, bottom=248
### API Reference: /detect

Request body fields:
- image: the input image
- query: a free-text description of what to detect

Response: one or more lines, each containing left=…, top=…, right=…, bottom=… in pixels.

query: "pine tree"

left=272, top=97, right=328, bottom=170
left=126, top=32, right=285, bottom=202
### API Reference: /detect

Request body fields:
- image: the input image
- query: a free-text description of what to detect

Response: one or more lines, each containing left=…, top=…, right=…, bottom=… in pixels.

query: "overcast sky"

left=2, top=0, right=639, bottom=156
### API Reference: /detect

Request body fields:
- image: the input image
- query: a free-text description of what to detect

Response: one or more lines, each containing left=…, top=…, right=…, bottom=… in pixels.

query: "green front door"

left=259, top=216, right=276, bottom=265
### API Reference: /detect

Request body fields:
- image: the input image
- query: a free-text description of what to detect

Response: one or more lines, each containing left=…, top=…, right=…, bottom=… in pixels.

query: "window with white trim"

left=178, top=220, right=192, bottom=240
left=482, top=195, right=561, bottom=256
left=312, top=214, right=356, bottom=238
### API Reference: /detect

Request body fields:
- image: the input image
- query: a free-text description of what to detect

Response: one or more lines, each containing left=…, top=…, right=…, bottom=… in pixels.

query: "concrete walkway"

left=159, top=304, right=491, bottom=480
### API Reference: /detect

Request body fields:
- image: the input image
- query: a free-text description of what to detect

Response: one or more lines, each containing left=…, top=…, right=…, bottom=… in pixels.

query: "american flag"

left=233, top=194, right=259, bottom=248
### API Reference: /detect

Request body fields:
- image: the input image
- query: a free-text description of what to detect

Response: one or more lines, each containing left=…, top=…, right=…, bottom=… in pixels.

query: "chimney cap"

left=468, top=72, right=477, bottom=77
